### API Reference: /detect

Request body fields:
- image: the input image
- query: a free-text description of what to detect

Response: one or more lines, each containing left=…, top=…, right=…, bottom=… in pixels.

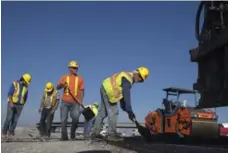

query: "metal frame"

left=162, top=87, right=199, bottom=109
left=35, top=121, right=145, bottom=133
left=190, top=1, right=228, bottom=108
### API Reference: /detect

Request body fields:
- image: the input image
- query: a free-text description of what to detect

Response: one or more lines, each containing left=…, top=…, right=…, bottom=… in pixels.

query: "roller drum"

left=190, top=120, right=219, bottom=138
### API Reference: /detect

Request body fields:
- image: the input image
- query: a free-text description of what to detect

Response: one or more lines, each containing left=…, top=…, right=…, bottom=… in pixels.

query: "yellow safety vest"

left=44, top=90, right=59, bottom=106
left=9, top=81, right=28, bottom=105
left=64, top=75, right=79, bottom=96
left=85, top=105, right=98, bottom=117
left=102, top=71, right=134, bottom=103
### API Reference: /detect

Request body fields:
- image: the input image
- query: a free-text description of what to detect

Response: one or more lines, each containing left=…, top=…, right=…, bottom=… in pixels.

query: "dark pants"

left=60, top=101, right=80, bottom=139
left=39, top=108, right=54, bottom=137
left=2, top=103, right=23, bottom=134
left=92, top=86, right=118, bottom=136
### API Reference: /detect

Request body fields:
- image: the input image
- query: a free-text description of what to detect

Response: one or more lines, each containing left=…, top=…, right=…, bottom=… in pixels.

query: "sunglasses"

left=69, top=67, right=78, bottom=70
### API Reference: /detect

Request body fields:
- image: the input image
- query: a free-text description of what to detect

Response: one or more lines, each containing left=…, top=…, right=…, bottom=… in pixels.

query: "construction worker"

left=91, top=67, right=149, bottom=141
left=83, top=101, right=99, bottom=139
left=38, top=82, right=60, bottom=139
left=57, top=60, right=85, bottom=141
left=2, top=73, right=32, bottom=138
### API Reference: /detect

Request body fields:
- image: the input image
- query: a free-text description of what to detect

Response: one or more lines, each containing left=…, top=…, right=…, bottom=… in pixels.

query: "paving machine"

left=145, top=87, right=219, bottom=139
left=144, top=1, right=228, bottom=141
left=189, top=1, right=228, bottom=108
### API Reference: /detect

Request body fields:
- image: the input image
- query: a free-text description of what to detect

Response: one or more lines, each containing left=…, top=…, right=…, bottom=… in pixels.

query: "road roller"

left=145, top=87, right=220, bottom=139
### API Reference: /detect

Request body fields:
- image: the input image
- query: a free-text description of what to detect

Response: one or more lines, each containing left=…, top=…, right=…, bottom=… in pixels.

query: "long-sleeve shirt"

left=120, top=77, right=133, bottom=112
left=8, top=81, right=28, bottom=104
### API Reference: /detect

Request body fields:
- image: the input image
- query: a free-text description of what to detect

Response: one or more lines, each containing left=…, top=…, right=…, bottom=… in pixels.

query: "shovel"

left=67, top=88, right=95, bottom=121
left=133, top=118, right=152, bottom=142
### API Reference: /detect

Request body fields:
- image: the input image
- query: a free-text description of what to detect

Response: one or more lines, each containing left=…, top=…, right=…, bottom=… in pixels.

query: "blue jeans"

left=84, top=117, right=95, bottom=136
left=92, top=86, right=118, bottom=136
left=60, top=101, right=80, bottom=139
left=2, top=103, right=23, bottom=134
left=39, top=108, right=54, bottom=137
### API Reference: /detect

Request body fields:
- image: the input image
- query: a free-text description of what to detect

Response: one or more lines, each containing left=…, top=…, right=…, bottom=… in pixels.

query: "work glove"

left=128, top=111, right=136, bottom=122
left=58, top=82, right=68, bottom=89
left=38, top=108, right=42, bottom=113
left=50, top=109, right=55, bottom=114
left=8, top=101, right=14, bottom=108
left=63, top=82, right=69, bottom=88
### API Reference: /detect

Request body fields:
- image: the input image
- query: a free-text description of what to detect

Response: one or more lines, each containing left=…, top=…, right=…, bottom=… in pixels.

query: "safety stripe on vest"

left=65, top=76, right=78, bottom=96
left=110, top=73, right=120, bottom=98
left=9, top=82, right=19, bottom=103
left=110, top=72, right=133, bottom=98
left=13, top=82, right=19, bottom=95
left=45, top=90, right=58, bottom=105
left=11, top=81, right=27, bottom=104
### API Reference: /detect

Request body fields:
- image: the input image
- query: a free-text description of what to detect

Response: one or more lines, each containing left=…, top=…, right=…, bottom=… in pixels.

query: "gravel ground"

left=2, top=127, right=228, bottom=153
left=2, top=139, right=228, bottom=153
left=1, top=127, right=136, bottom=153
left=2, top=141, right=136, bottom=153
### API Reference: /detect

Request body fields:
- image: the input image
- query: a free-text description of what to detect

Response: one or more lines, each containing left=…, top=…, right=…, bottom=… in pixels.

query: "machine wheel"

left=175, top=121, right=185, bottom=138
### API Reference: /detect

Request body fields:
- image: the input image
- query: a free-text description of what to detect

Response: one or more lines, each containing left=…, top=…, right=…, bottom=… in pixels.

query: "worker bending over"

left=38, top=82, right=60, bottom=139
left=2, top=73, right=32, bottom=138
left=83, top=101, right=99, bottom=139
left=91, top=67, right=149, bottom=141
left=57, top=60, right=85, bottom=141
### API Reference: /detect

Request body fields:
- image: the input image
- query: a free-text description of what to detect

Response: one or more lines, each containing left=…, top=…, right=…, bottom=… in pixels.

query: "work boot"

left=61, top=134, right=69, bottom=141
left=44, top=136, right=50, bottom=141
left=7, top=131, right=15, bottom=138
left=91, top=133, right=104, bottom=140
left=8, top=131, right=15, bottom=136
left=60, top=137, right=69, bottom=141
left=106, top=134, right=124, bottom=142
left=1, top=132, right=7, bottom=139
left=70, top=133, right=76, bottom=140
left=61, top=130, right=69, bottom=141
left=39, top=135, right=46, bottom=141
left=83, top=135, right=90, bottom=140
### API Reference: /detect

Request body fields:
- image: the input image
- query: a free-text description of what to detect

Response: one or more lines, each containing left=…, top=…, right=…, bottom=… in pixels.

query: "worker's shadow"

left=76, top=151, right=111, bottom=153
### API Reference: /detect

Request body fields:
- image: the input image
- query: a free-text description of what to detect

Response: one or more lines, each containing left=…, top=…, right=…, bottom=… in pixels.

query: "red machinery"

left=145, top=87, right=219, bottom=139
left=219, top=123, right=228, bottom=136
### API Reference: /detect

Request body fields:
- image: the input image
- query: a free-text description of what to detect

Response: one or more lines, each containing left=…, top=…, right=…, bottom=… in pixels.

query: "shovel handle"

left=133, top=117, right=137, bottom=124
left=67, top=88, right=85, bottom=109
left=133, top=118, right=140, bottom=127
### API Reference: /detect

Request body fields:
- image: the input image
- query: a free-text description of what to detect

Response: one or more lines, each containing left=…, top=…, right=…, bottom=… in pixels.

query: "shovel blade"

left=136, top=123, right=152, bottom=142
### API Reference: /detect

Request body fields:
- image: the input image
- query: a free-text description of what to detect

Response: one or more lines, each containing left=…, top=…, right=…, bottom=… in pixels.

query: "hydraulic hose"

left=195, top=1, right=204, bottom=42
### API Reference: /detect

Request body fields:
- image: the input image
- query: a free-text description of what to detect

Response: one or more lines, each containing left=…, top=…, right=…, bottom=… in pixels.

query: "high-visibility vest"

left=102, top=71, right=134, bottom=103
left=64, top=75, right=79, bottom=96
left=44, top=90, right=59, bottom=106
left=85, top=104, right=98, bottom=117
left=9, top=81, right=28, bottom=105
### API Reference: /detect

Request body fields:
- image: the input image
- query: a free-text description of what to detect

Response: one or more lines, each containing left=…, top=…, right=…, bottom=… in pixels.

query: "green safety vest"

left=102, top=71, right=134, bottom=103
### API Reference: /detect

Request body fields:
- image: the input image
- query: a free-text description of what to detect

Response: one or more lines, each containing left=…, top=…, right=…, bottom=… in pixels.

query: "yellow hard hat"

left=22, top=73, right=32, bottom=85
left=45, top=82, right=54, bottom=92
left=137, top=67, right=149, bottom=81
left=68, top=60, right=78, bottom=68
